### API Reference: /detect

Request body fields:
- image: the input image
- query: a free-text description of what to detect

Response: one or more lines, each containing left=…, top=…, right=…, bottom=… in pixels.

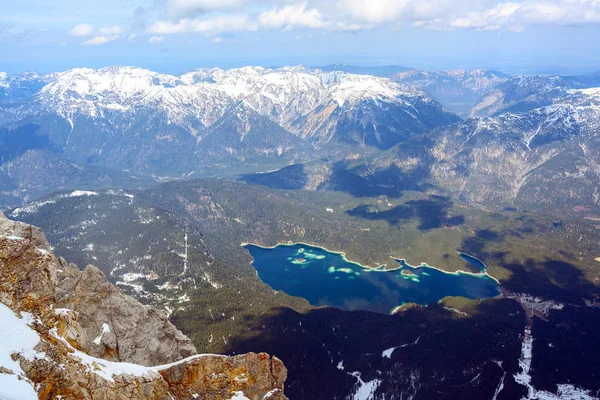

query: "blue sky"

left=1, top=0, right=599, bottom=75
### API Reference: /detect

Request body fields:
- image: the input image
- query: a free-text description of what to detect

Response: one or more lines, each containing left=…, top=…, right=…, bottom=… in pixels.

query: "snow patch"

left=93, top=323, right=111, bottom=345
left=381, top=348, right=395, bottom=358
left=381, top=335, right=423, bottom=359
left=350, top=371, right=381, bottom=400
left=121, top=273, right=146, bottom=282
left=67, top=190, right=98, bottom=197
left=229, top=391, right=250, bottom=400
left=262, top=389, right=281, bottom=399
left=0, top=304, right=44, bottom=400
left=1, top=235, right=24, bottom=240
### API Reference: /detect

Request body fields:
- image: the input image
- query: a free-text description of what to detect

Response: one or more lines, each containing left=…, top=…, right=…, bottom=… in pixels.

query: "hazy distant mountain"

left=0, top=71, right=51, bottom=104
left=469, top=73, right=600, bottom=118
left=392, top=69, right=510, bottom=116
left=316, top=64, right=412, bottom=76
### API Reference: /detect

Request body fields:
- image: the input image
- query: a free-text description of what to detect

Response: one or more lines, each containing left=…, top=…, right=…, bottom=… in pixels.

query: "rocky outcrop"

left=158, top=353, right=287, bottom=400
left=54, top=260, right=196, bottom=366
left=0, top=214, right=287, bottom=399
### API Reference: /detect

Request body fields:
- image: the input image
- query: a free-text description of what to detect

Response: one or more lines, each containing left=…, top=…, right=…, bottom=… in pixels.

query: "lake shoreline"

left=241, top=241, right=501, bottom=285
left=244, top=242, right=501, bottom=313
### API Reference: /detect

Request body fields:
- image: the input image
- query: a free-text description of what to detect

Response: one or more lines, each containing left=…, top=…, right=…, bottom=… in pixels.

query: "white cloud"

left=140, top=0, right=600, bottom=36
left=424, top=0, right=600, bottom=31
left=82, top=35, right=119, bottom=45
left=212, top=36, right=223, bottom=43
left=97, top=26, right=124, bottom=35
left=69, top=24, right=94, bottom=37
left=128, top=33, right=138, bottom=40
left=335, top=0, right=457, bottom=25
left=70, top=24, right=127, bottom=42
left=149, top=14, right=258, bottom=34
left=148, top=35, right=165, bottom=43
left=259, top=3, right=329, bottom=30
left=164, top=0, right=247, bottom=18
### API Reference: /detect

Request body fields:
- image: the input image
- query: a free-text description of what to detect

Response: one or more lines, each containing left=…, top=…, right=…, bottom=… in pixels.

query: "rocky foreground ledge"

left=0, top=213, right=287, bottom=399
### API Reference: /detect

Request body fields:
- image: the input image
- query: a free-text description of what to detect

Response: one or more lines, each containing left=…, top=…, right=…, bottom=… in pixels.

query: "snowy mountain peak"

left=29, top=65, right=430, bottom=129
left=0, top=64, right=460, bottom=161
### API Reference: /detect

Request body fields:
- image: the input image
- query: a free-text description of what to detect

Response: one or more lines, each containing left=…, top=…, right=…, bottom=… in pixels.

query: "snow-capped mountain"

left=19, top=65, right=454, bottom=141
left=37, top=67, right=454, bottom=141
left=0, top=65, right=459, bottom=181
left=394, top=69, right=509, bottom=94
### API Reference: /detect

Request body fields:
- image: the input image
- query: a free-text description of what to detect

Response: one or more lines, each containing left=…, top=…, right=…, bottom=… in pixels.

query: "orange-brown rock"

left=0, top=214, right=288, bottom=399
left=159, top=353, right=287, bottom=400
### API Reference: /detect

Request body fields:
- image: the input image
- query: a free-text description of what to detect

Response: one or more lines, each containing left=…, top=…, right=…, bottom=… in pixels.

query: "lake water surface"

left=244, top=243, right=500, bottom=314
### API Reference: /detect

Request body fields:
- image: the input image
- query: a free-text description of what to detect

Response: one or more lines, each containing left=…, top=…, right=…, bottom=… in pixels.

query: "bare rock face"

left=0, top=215, right=56, bottom=311
left=0, top=213, right=288, bottom=399
left=54, top=260, right=196, bottom=366
left=159, top=353, right=287, bottom=400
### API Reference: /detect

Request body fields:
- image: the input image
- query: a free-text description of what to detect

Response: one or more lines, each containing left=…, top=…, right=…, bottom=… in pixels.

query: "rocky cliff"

left=0, top=213, right=287, bottom=399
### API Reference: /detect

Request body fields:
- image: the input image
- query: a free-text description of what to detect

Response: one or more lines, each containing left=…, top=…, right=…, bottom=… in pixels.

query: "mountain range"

left=2, top=65, right=600, bottom=215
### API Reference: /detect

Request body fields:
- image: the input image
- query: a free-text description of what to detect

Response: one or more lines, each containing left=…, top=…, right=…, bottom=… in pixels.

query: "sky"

left=1, top=0, right=599, bottom=75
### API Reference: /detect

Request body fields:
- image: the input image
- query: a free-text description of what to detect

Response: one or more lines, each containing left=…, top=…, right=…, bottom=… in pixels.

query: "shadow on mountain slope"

left=501, top=258, right=598, bottom=304
left=323, top=161, right=433, bottom=198
left=239, top=164, right=308, bottom=190
left=530, top=306, right=600, bottom=395
left=223, top=299, right=525, bottom=400
left=346, top=195, right=464, bottom=231
left=0, top=124, right=61, bottom=163
left=459, top=233, right=598, bottom=303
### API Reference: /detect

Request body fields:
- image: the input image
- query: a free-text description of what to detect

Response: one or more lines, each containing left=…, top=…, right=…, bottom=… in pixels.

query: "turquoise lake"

left=244, top=243, right=500, bottom=314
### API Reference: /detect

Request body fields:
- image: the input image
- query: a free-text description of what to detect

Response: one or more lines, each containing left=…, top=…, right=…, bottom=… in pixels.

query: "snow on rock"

left=1, top=235, right=24, bottom=240
left=262, top=389, right=281, bottom=399
left=229, top=391, right=251, bottom=400
left=53, top=308, right=73, bottom=316
left=93, top=322, right=111, bottom=345
left=0, top=373, right=38, bottom=400
left=0, top=303, right=44, bottom=400
left=50, top=325, right=201, bottom=383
